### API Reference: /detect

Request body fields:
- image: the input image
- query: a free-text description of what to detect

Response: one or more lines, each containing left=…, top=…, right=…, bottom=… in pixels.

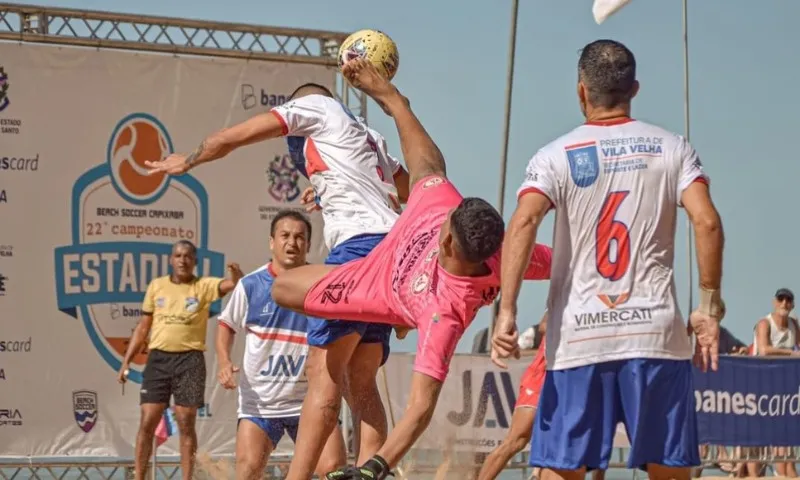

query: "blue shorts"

left=239, top=416, right=299, bottom=448
left=306, top=233, right=391, bottom=365
left=530, top=358, right=700, bottom=472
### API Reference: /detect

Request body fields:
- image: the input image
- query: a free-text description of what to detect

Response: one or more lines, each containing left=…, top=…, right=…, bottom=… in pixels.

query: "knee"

left=236, top=453, right=264, bottom=478
left=506, top=432, right=531, bottom=453
left=174, top=413, right=196, bottom=437
left=138, top=411, right=162, bottom=435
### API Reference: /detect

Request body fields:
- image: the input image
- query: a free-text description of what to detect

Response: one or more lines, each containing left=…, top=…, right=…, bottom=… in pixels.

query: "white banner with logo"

left=0, top=42, right=334, bottom=458
left=379, top=354, right=631, bottom=453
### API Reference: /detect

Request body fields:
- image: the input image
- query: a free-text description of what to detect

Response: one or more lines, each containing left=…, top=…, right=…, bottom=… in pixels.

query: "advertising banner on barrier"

left=695, top=355, right=800, bottom=447
left=0, top=43, right=334, bottom=458
left=379, top=354, right=631, bottom=453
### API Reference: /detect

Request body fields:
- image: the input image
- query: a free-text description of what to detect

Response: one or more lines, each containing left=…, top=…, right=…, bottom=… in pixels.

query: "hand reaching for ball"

left=342, top=58, right=398, bottom=103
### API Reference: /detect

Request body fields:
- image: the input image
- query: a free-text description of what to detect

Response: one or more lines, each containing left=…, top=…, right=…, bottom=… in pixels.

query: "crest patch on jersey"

left=422, top=177, right=444, bottom=189
left=566, top=142, right=600, bottom=188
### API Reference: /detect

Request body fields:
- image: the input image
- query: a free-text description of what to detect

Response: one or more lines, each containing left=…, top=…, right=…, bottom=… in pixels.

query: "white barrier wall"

left=379, top=354, right=631, bottom=454
left=0, top=43, right=333, bottom=457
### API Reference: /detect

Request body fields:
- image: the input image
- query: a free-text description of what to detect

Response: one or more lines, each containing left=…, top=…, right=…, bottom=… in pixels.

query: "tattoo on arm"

left=184, top=140, right=207, bottom=166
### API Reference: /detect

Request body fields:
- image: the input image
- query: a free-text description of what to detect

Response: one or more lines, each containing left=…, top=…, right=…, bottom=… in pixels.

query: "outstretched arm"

left=146, top=95, right=328, bottom=176
left=145, top=112, right=287, bottom=175
left=343, top=59, right=446, bottom=190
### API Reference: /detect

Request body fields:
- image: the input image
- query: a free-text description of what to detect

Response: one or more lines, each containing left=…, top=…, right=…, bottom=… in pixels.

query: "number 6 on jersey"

left=596, top=191, right=631, bottom=281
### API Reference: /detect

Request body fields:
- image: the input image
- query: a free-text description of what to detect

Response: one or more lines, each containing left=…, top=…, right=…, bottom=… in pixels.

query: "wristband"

left=698, top=288, right=724, bottom=320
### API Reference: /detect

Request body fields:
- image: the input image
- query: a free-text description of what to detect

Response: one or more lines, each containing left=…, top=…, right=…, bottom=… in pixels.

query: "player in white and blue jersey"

left=216, top=210, right=346, bottom=480
left=493, top=40, right=725, bottom=480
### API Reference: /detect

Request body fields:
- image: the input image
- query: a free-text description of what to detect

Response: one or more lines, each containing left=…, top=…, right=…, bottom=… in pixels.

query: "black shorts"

left=140, top=349, right=206, bottom=407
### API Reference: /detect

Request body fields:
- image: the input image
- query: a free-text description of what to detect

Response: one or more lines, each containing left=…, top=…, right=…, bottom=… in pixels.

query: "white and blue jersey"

left=217, top=264, right=309, bottom=418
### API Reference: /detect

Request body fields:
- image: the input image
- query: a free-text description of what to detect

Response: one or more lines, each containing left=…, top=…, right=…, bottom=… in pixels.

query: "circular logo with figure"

left=108, top=113, right=173, bottom=204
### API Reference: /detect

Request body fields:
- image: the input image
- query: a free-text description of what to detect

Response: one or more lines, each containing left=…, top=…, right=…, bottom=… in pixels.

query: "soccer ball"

left=338, top=29, right=399, bottom=81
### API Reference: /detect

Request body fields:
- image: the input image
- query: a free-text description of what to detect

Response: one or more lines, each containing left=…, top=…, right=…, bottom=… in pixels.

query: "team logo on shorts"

left=54, top=113, right=225, bottom=385
left=185, top=297, right=199, bottom=313
left=566, top=142, right=599, bottom=188
left=411, top=272, right=429, bottom=294
left=422, top=177, right=444, bottom=189
left=72, top=390, right=98, bottom=433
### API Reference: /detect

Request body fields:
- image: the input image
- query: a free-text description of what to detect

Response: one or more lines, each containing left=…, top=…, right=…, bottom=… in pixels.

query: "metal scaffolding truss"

left=0, top=2, right=367, bottom=118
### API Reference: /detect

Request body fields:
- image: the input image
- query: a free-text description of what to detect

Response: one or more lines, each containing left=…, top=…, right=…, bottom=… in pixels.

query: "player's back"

left=237, top=265, right=309, bottom=417
left=521, top=119, right=708, bottom=370
left=273, top=94, right=401, bottom=250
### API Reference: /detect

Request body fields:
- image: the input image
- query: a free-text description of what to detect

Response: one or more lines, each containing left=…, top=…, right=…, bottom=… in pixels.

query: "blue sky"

left=15, top=0, right=800, bottom=352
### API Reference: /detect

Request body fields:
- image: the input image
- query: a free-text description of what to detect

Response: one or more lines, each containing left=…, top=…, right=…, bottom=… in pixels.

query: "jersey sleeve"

left=199, top=277, right=223, bottom=304
left=270, top=94, right=327, bottom=137
left=405, top=175, right=463, bottom=217
left=676, top=135, right=710, bottom=204
left=217, top=281, right=248, bottom=332
left=523, top=244, right=552, bottom=280
left=516, top=151, right=558, bottom=207
left=413, top=306, right=463, bottom=383
left=368, top=127, right=403, bottom=175
left=141, top=279, right=157, bottom=314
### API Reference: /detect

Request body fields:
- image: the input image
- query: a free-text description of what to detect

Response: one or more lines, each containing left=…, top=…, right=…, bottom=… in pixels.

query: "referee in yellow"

left=118, top=239, right=243, bottom=480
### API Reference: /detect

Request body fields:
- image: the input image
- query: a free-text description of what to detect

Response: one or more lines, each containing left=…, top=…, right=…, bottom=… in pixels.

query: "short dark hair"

left=578, top=39, right=637, bottom=109
left=450, top=197, right=505, bottom=264
left=289, top=83, right=334, bottom=100
left=270, top=210, right=312, bottom=239
left=173, top=239, right=197, bottom=257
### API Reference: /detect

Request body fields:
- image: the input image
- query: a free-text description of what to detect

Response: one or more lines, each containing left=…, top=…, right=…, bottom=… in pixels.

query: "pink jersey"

left=304, top=175, right=552, bottom=381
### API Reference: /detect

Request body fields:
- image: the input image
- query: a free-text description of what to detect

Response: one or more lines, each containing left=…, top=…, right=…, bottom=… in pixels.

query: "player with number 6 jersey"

left=493, top=40, right=724, bottom=479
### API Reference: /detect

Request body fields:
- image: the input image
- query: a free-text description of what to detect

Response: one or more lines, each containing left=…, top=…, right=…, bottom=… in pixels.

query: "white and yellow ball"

left=338, top=29, right=399, bottom=80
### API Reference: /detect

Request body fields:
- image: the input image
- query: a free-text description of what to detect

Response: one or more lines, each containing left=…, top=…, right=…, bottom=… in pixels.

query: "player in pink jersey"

left=492, top=40, right=725, bottom=480
left=142, top=82, right=412, bottom=477
left=270, top=58, right=552, bottom=480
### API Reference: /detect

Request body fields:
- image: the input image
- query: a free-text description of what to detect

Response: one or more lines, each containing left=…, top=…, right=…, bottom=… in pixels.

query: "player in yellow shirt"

left=118, top=239, right=243, bottom=480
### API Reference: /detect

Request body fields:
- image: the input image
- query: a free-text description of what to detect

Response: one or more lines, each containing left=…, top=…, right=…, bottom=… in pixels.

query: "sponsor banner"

left=695, top=355, right=800, bottom=447
left=0, top=42, right=332, bottom=458
left=379, top=353, right=630, bottom=453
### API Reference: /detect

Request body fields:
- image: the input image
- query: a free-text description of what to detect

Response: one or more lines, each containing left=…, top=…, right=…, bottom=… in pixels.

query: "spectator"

left=752, top=288, right=800, bottom=478
left=753, top=288, right=800, bottom=356
left=117, top=240, right=243, bottom=480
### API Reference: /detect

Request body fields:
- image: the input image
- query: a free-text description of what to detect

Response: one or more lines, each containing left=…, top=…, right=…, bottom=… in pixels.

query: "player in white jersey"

left=216, top=210, right=346, bottom=479
left=492, top=40, right=725, bottom=480
left=144, top=83, right=409, bottom=478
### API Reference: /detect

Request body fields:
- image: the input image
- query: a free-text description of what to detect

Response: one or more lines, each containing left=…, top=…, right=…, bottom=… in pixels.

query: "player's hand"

left=227, top=263, right=244, bottom=283
left=491, top=308, right=521, bottom=369
left=342, top=58, right=397, bottom=104
left=301, top=186, right=321, bottom=213
left=145, top=153, right=193, bottom=176
left=689, top=309, right=721, bottom=372
left=117, top=363, right=129, bottom=384
left=394, top=326, right=411, bottom=340
left=217, top=362, right=240, bottom=390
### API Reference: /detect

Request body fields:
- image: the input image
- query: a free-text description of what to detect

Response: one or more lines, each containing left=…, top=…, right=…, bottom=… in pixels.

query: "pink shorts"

left=516, top=340, right=546, bottom=409
left=304, top=259, right=464, bottom=383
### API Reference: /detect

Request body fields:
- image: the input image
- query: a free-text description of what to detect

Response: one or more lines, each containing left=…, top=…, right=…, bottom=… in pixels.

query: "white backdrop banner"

left=379, top=354, right=631, bottom=454
left=0, top=43, right=334, bottom=458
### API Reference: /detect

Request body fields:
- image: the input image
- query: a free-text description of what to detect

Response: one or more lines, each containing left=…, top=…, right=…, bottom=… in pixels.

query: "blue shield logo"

left=567, top=143, right=600, bottom=188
